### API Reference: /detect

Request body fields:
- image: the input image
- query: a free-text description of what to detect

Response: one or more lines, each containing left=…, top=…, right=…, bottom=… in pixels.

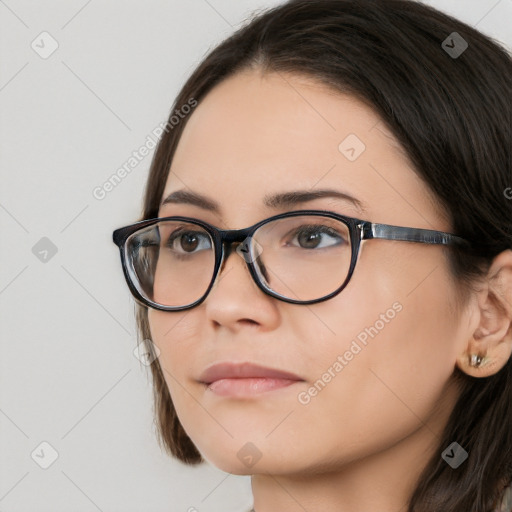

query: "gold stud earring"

left=470, top=354, right=487, bottom=368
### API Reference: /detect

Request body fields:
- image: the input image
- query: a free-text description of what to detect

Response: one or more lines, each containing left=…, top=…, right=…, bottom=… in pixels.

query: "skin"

left=147, top=68, right=512, bottom=512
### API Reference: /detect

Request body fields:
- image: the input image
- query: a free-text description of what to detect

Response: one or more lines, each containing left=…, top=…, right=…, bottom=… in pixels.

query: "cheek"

left=146, top=309, right=213, bottom=440
left=147, top=309, right=198, bottom=387
left=297, top=246, right=461, bottom=442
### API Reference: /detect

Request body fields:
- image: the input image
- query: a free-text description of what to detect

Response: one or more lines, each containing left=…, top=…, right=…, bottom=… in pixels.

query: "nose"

left=216, top=240, right=253, bottom=284
left=203, top=239, right=280, bottom=329
left=221, top=240, right=239, bottom=264
left=209, top=239, right=240, bottom=283
left=219, top=240, right=270, bottom=285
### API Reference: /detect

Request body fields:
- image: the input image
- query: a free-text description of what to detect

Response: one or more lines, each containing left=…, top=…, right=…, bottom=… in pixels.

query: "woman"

left=112, top=1, right=512, bottom=510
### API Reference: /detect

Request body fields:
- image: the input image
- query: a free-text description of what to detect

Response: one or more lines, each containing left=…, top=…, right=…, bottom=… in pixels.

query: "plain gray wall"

left=1, top=1, right=510, bottom=511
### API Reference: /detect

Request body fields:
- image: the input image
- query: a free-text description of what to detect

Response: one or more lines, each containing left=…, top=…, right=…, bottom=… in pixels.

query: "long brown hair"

left=134, top=1, right=512, bottom=510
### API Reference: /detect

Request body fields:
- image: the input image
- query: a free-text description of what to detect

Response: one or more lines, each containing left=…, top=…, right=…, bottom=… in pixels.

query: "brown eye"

left=167, top=230, right=212, bottom=254
left=289, top=225, right=346, bottom=249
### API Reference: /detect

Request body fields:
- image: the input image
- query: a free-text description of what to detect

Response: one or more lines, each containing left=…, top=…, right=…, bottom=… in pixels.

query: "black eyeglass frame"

left=112, top=209, right=472, bottom=312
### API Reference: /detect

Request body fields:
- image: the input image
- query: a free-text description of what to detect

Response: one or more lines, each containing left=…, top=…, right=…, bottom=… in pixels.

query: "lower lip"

left=205, top=378, right=301, bottom=396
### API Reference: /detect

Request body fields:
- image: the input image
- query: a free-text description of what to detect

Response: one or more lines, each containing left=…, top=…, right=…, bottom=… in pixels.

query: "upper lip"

left=198, top=362, right=304, bottom=384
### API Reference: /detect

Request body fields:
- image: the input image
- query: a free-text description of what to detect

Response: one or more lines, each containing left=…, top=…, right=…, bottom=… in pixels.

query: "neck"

left=250, top=386, right=459, bottom=512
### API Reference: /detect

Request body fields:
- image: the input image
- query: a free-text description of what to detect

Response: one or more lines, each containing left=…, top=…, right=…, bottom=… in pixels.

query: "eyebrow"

left=160, top=188, right=366, bottom=214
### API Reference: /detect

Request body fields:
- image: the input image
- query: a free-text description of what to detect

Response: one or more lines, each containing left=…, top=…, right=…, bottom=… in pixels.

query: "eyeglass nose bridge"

left=204, top=225, right=268, bottom=301
left=216, top=226, right=259, bottom=265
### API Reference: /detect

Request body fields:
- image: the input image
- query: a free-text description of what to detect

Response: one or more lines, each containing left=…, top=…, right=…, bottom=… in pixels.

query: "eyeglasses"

left=112, top=209, right=472, bottom=312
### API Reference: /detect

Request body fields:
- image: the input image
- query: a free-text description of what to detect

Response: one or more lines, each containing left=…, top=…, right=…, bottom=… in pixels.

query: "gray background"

left=1, top=1, right=510, bottom=511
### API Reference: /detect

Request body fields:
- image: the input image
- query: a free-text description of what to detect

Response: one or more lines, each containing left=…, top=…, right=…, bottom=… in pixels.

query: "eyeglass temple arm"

left=359, top=222, right=471, bottom=247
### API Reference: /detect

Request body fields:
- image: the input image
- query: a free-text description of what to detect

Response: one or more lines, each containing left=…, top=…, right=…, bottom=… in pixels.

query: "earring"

left=470, top=354, right=487, bottom=368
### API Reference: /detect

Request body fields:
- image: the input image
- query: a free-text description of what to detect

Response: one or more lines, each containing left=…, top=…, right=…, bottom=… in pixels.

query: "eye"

left=287, top=224, right=347, bottom=249
left=166, top=229, right=212, bottom=254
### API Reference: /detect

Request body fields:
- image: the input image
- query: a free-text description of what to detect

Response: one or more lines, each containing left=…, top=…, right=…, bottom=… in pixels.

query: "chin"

left=197, top=450, right=260, bottom=474
left=194, top=438, right=304, bottom=476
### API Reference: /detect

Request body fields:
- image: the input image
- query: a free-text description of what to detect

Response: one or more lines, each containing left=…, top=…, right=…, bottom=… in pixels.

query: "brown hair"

left=134, top=1, right=512, bottom=510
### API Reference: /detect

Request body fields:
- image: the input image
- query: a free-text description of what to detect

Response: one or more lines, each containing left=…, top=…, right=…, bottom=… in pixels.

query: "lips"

left=198, top=362, right=304, bottom=385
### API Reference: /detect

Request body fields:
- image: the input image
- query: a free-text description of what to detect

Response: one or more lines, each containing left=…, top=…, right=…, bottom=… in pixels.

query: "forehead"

left=161, top=69, right=446, bottom=230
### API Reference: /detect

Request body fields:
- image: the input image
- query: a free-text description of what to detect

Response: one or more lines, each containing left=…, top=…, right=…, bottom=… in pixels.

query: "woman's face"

left=148, top=69, right=472, bottom=476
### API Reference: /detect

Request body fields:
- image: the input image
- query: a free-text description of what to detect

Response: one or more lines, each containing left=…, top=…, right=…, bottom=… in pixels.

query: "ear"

left=456, top=249, right=512, bottom=378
